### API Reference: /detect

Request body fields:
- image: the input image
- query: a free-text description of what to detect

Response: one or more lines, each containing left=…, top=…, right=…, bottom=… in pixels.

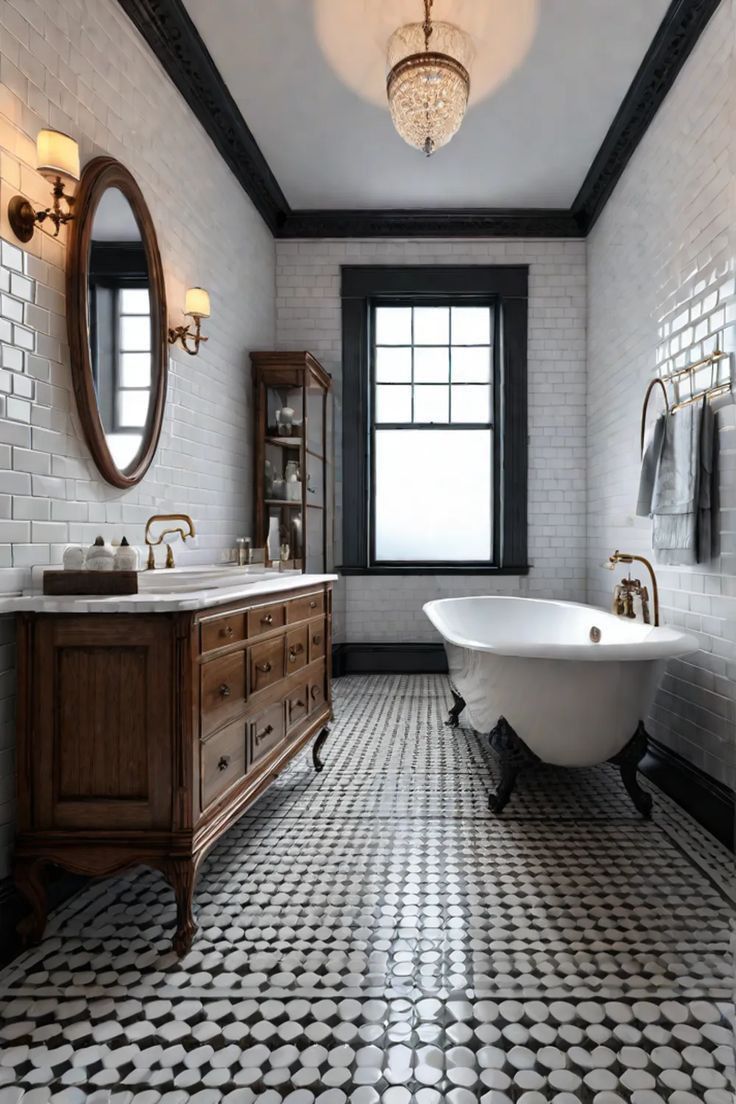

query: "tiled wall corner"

left=586, top=0, right=736, bottom=788
left=0, top=0, right=276, bottom=876
left=275, top=238, right=588, bottom=643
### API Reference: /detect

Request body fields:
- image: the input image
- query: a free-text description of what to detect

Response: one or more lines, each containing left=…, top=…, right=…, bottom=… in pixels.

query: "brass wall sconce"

left=8, top=129, right=80, bottom=243
left=168, top=287, right=210, bottom=355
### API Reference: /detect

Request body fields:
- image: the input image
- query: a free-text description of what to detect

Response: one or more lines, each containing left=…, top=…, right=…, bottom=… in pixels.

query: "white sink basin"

left=137, top=565, right=293, bottom=593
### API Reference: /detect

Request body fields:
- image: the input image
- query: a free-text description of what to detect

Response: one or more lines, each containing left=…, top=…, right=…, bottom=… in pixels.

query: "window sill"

left=338, top=565, right=530, bottom=577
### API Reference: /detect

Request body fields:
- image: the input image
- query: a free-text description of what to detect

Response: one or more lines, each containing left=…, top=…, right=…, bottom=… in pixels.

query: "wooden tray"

left=43, top=571, right=139, bottom=596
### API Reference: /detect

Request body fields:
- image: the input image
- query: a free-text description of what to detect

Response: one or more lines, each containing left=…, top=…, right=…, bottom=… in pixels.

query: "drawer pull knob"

left=295, top=699, right=305, bottom=708
left=261, top=613, right=273, bottom=625
left=221, top=625, right=234, bottom=638
left=313, top=634, right=322, bottom=644
left=219, top=683, right=231, bottom=697
left=311, top=685, right=320, bottom=699
left=257, top=724, right=274, bottom=742
left=217, top=755, right=230, bottom=771
left=309, top=600, right=317, bottom=608
left=256, top=661, right=272, bottom=673
left=288, top=644, right=304, bottom=663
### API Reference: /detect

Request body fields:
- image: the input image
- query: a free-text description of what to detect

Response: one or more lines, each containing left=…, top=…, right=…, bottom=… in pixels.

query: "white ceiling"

left=183, top=0, right=670, bottom=210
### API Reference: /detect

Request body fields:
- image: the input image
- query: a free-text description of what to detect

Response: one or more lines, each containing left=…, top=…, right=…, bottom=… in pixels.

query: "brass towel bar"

left=640, top=342, right=733, bottom=456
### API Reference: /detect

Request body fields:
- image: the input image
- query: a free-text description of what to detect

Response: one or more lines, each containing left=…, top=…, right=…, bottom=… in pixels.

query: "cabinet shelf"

left=265, top=436, right=302, bottom=448
left=265, top=499, right=302, bottom=508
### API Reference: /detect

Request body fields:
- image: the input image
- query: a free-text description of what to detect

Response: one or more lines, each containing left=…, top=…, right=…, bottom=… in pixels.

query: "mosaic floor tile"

left=0, top=674, right=733, bottom=1102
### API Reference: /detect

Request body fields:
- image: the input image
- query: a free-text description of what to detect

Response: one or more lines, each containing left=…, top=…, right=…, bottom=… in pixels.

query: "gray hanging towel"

left=636, top=412, right=666, bottom=517
left=651, top=399, right=712, bottom=564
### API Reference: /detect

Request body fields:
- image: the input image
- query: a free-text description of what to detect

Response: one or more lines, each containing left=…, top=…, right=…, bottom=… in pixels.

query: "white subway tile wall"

left=276, top=239, right=588, bottom=643
left=0, top=0, right=276, bottom=874
left=587, top=0, right=736, bottom=787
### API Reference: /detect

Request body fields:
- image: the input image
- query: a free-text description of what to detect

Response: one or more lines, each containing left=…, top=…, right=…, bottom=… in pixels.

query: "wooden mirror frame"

left=66, top=156, right=167, bottom=489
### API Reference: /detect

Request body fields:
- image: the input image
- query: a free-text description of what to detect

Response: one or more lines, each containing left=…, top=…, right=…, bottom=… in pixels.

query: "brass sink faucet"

left=607, top=549, right=660, bottom=626
left=145, top=514, right=196, bottom=569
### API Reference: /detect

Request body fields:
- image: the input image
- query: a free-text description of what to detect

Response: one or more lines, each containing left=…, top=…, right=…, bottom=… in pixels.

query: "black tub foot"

left=609, top=721, right=652, bottom=818
left=488, top=717, right=539, bottom=814
left=445, top=688, right=466, bottom=729
left=312, top=727, right=329, bottom=773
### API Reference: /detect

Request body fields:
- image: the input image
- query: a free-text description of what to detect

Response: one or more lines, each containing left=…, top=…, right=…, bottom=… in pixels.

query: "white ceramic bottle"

left=267, top=516, right=280, bottom=563
left=86, top=536, right=115, bottom=572
left=113, top=537, right=139, bottom=571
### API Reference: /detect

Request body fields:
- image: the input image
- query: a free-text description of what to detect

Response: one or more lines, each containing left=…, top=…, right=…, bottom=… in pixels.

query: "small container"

left=113, top=537, right=139, bottom=572
left=276, top=406, right=294, bottom=436
left=86, top=535, right=114, bottom=572
left=63, top=544, right=85, bottom=571
left=271, top=477, right=286, bottom=500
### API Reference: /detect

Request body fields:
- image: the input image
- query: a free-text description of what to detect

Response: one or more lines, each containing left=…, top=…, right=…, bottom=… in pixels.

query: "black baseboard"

left=333, top=642, right=448, bottom=676
left=641, top=738, right=734, bottom=851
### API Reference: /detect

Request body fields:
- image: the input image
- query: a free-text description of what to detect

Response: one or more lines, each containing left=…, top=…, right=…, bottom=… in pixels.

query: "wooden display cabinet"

left=251, top=351, right=332, bottom=574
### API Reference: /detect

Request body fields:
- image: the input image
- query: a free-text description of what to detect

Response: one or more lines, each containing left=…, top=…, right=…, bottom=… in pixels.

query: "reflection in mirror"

left=87, top=187, right=152, bottom=472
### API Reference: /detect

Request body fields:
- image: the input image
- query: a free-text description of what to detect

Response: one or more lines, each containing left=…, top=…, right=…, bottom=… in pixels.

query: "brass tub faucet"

left=145, top=514, right=196, bottom=569
left=607, top=550, right=660, bottom=626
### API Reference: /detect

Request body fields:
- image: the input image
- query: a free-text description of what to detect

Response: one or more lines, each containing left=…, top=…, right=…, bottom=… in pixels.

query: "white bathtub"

left=424, top=596, right=698, bottom=769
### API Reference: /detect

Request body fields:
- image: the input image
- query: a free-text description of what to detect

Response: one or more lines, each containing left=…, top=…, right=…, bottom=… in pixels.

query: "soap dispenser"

left=114, top=537, right=139, bottom=572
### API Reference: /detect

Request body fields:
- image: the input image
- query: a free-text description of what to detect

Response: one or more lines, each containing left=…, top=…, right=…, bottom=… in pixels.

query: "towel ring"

left=640, top=377, right=669, bottom=457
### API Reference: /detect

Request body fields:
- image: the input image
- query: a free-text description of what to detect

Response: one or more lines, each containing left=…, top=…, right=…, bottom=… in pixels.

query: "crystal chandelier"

left=386, top=0, right=471, bottom=156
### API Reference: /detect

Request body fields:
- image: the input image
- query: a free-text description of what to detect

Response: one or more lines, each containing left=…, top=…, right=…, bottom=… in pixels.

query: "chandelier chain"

left=423, top=0, right=433, bottom=50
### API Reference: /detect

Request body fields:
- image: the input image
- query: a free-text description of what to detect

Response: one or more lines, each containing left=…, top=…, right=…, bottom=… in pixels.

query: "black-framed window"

left=341, top=265, right=528, bottom=575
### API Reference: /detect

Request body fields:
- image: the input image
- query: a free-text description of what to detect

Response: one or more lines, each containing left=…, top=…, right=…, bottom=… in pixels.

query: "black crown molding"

left=572, top=0, right=723, bottom=233
left=118, top=0, right=719, bottom=239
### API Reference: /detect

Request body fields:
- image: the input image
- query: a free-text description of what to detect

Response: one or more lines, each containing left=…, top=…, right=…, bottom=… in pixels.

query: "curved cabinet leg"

left=445, top=688, right=466, bottom=729
left=165, top=858, right=198, bottom=956
left=14, top=858, right=49, bottom=946
left=487, top=716, right=539, bottom=815
left=609, top=721, right=653, bottom=818
left=312, top=727, right=329, bottom=773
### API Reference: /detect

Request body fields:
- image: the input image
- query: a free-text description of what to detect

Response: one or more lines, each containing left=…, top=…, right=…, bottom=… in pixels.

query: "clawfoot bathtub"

left=424, top=596, right=698, bottom=815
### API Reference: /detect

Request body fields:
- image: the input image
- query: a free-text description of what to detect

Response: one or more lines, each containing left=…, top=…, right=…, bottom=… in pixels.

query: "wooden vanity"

left=13, top=577, right=333, bottom=954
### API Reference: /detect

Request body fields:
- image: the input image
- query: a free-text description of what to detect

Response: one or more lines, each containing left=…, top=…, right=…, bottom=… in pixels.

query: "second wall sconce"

left=168, top=287, right=210, bottom=355
left=8, top=129, right=80, bottom=243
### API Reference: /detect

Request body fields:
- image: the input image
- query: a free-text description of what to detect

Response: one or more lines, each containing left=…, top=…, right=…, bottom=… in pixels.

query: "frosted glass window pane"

left=376, top=346, right=411, bottom=382
left=414, top=346, right=449, bottom=382
left=118, top=390, right=150, bottom=427
left=452, top=346, right=491, bottom=382
left=376, top=385, right=411, bottom=423
left=452, top=385, right=490, bottom=423
left=451, top=306, right=490, bottom=344
left=120, top=288, right=150, bottom=313
left=120, top=353, right=151, bottom=388
left=375, top=307, right=411, bottom=345
left=414, top=385, right=448, bottom=423
left=414, top=307, right=449, bottom=345
left=375, top=430, right=491, bottom=560
left=120, top=316, right=150, bottom=351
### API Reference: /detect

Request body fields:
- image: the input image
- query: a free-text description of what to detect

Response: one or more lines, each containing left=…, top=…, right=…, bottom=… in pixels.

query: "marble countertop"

left=0, top=572, right=338, bottom=615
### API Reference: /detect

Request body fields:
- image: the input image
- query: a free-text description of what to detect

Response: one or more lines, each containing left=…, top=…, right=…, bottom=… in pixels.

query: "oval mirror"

left=67, top=157, right=167, bottom=488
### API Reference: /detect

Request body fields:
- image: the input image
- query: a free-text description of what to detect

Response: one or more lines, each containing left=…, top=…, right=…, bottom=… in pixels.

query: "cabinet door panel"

left=33, top=617, right=173, bottom=830
left=250, top=702, right=286, bottom=766
left=201, top=719, right=247, bottom=809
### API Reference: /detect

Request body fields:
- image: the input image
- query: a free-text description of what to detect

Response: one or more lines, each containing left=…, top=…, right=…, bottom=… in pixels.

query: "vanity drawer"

left=201, top=611, right=246, bottom=654
left=249, top=636, right=285, bottom=694
left=247, top=601, right=286, bottom=638
left=287, top=592, right=324, bottom=624
left=201, top=652, right=246, bottom=737
left=201, top=719, right=247, bottom=809
left=250, top=702, right=286, bottom=766
left=286, top=684, right=309, bottom=730
left=308, top=619, right=326, bottom=663
left=286, top=625, right=308, bottom=674
left=308, top=667, right=327, bottom=713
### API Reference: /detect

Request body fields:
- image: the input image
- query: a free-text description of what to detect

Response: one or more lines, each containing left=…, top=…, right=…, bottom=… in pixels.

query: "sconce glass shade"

left=36, top=129, right=80, bottom=183
left=184, top=287, right=211, bottom=319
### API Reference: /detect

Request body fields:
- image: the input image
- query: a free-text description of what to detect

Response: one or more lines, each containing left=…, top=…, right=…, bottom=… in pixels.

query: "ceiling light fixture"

left=386, top=0, right=471, bottom=157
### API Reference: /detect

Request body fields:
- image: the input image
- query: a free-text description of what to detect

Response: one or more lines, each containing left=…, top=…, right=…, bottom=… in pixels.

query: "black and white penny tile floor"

left=0, top=674, right=733, bottom=1102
